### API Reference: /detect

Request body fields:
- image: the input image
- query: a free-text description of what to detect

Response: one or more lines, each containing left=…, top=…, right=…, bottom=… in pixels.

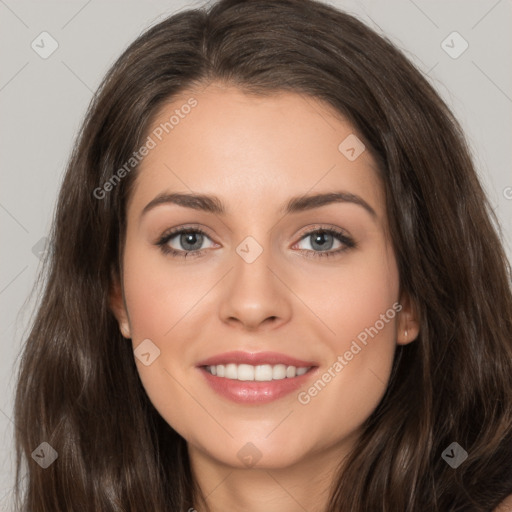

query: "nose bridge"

left=218, top=232, right=291, bottom=329
left=232, top=232, right=277, bottom=299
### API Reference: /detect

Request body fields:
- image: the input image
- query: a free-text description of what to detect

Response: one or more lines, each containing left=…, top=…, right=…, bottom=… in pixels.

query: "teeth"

left=225, top=363, right=237, bottom=379
left=205, top=363, right=312, bottom=381
left=255, top=364, right=272, bottom=381
left=272, top=364, right=287, bottom=380
left=238, top=364, right=255, bottom=381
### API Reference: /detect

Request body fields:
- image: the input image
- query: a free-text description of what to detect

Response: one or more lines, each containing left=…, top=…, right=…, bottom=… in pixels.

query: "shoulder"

left=494, top=494, right=512, bottom=512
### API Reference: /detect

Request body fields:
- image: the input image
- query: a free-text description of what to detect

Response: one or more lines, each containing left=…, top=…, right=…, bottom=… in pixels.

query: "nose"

left=218, top=240, right=293, bottom=331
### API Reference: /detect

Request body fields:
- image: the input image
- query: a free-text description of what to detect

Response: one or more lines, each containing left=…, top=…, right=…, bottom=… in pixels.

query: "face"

left=110, top=82, right=419, bottom=472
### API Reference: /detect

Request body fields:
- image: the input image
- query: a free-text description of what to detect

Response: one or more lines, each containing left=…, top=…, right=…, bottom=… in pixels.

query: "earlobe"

left=108, top=275, right=131, bottom=339
left=118, top=320, right=131, bottom=339
left=397, top=292, right=420, bottom=345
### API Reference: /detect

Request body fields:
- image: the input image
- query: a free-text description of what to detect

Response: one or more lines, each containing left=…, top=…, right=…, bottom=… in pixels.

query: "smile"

left=204, top=363, right=312, bottom=381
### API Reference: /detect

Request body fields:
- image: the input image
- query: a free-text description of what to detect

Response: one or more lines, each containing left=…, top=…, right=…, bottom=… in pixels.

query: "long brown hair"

left=13, top=0, right=512, bottom=510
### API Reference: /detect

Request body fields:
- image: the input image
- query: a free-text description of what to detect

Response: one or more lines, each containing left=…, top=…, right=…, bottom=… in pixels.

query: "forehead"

left=128, top=83, right=384, bottom=221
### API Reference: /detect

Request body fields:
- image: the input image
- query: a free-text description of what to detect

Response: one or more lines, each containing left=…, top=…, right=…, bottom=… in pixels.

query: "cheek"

left=122, top=242, right=209, bottom=338
left=296, top=244, right=400, bottom=436
left=120, top=243, right=217, bottom=439
left=302, top=240, right=400, bottom=354
left=338, top=252, right=399, bottom=381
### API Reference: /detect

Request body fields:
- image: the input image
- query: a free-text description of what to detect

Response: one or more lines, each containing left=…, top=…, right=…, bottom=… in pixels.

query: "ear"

left=396, top=291, right=420, bottom=346
left=109, top=273, right=131, bottom=339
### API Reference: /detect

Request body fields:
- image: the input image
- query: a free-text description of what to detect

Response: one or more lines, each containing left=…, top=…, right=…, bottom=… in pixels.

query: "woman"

left=13, top=0, right=512, bottom=510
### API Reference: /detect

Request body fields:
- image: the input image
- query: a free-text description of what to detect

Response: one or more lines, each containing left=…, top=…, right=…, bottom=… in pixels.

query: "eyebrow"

left=140, top=190, right=377, bottom=220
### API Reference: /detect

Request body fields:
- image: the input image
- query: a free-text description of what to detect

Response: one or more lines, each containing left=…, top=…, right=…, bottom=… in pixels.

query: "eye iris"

left=180, top=232, right=203, bottom=251
left=311, top=231, right=333, bottom=251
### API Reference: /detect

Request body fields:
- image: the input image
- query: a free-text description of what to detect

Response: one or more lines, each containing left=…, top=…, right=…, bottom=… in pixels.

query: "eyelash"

left=155, top=225, right=356, bottom=259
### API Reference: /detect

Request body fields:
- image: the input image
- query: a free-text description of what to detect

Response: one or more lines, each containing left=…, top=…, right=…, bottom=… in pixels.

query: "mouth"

left=196, top=351, right=319, bottom=404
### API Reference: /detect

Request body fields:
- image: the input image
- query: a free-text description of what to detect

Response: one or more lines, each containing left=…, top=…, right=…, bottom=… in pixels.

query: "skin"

left=110, top=82, right=420, bottom=512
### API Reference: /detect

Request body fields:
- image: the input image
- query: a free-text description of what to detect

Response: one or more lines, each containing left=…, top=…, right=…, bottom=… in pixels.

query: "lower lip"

left=198, top=366, right=318, bottom=404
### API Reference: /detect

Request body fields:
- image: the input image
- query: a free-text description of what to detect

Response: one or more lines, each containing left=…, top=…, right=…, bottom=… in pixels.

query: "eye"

left=156, top=227, right=216, bottom=258
left=155, top=225, right=356, bottom=259
left=293, top=226, right=356, bottom=258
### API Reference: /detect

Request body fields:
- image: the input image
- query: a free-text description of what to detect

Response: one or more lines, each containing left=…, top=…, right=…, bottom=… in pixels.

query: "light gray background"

left=1, top=0, right=511, bottom=507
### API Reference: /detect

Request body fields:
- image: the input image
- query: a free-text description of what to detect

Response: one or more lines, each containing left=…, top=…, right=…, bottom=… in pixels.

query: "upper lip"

left=196, top=351, right=318, bottom=368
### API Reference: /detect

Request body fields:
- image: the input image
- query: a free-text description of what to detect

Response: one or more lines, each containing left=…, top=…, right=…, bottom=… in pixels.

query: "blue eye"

left=156, top=227, right=214, bottom=258
left=294, top=228, right=356, bottom=258
left=156, top=226, right=356, bottom=259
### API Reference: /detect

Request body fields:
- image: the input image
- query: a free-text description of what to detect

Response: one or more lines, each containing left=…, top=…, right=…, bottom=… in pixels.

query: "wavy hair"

left=13, top=0, right=512, bottom=510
